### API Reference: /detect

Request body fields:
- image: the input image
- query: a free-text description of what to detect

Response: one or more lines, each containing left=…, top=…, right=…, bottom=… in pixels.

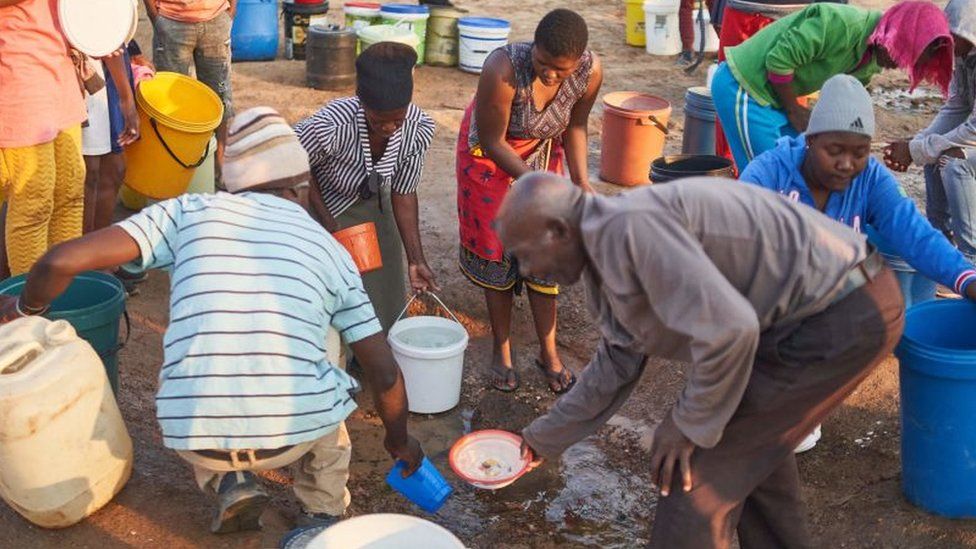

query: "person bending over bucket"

left=0, top=107, right=424, bottom=537
left=497, top=172, right=903, bottom=548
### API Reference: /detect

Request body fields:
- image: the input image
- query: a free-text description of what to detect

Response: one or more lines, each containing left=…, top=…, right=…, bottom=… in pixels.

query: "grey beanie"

left=805, top=74, right=875, bottom=138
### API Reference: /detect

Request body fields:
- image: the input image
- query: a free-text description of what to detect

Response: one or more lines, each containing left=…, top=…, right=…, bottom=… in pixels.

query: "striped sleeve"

left=295, top=107, right=338, bottom=168
left=115, top=198, right=184, bottom=270
left=331, top=260, right=383, bottom=343
left=391, top=111, right=435, bottom=195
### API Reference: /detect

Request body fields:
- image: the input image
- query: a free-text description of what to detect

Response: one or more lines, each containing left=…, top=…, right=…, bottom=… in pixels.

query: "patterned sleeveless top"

left=469, top=42, right=594, bottom=146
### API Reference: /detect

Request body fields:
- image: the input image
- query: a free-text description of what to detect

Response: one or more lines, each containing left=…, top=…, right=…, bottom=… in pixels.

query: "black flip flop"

left=489, top=362, right=520, bottom=393
left=535, top=359, right=577, bottom=395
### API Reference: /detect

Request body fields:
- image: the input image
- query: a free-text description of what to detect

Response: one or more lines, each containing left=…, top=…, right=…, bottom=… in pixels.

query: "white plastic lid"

left=58, top=0, right=135, bottom=58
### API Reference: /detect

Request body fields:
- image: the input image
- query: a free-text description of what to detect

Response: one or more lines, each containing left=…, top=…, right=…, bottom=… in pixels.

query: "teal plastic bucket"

left=0, top=271, right=127, bottom=393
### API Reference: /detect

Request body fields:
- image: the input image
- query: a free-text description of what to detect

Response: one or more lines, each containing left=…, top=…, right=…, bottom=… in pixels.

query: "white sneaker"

left=794, top=424, right=822, bottom=454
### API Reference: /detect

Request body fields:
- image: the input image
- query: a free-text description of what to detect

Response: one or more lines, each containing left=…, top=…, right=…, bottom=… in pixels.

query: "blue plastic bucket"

left=232, top=0, right=279, bottom=62
left=0, top=272, right=127, bottom=394
left=385, top=457, right=453, bottom=513
left=865, top=225, right=936, bottom=307
left=896, top=300, right=976, bottom=517
left=681, top=87, right=716, bottom=155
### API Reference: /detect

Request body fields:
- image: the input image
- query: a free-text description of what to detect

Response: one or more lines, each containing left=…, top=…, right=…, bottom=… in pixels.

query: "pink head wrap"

left=869, top=1, right=954, bottom=96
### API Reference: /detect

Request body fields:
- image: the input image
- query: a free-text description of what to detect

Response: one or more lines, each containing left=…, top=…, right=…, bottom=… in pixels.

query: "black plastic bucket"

left=650, top=154, right=735, bottom=183
left=284, top=2, right=330, bottom=60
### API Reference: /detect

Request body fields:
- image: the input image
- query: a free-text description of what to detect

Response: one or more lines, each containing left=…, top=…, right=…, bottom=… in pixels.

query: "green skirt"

left=336, top=187, right=407, bottom=332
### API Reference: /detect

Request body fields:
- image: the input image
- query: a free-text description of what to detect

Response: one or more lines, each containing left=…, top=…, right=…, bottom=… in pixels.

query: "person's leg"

left=47, top=125, right=85, bottom=248
left=1, top=139, right=57, bottom=275
left=195, top=12, right=233, bottom=168
left=485, top=286, right=518, bottom=390
left=711, top=63, right=752, bottom=171
left=82, top=155, right=102, bottom=234
left=678, top=0, right=696, bottom=61
left=649, top=269, right=904, bottom=549
left=924, top=163, right=952, bottom=238
left=291, top=423, right=352, bottom=519
left=92, top=152, right=125, bottom=232
left=939, top=156, right=976, bottom=264
left=527, top=287, right=573, bottom=392
left=0, top=203, right=8, bottom=279
left=151, top=15, right=196, bottom=75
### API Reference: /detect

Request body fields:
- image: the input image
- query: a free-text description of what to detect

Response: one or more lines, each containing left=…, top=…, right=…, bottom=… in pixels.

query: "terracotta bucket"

left=334, top=222, right=383, bottom=273
left=600, top=92, right=671, bottom=186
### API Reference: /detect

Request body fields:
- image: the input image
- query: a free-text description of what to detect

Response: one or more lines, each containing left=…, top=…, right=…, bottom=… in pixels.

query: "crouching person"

left=0, top=107, right=424, bottom=534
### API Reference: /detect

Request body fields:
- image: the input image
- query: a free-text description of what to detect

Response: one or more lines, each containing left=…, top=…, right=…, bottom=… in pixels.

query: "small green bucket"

left=0, top=271, right=128, bottom=394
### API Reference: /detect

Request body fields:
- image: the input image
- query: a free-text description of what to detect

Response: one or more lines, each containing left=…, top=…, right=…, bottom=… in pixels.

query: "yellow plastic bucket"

left=625, top=0, right=646, bottom=47
left=118, top=185, right=148, bottom=211
left=124, top=72, right=223, bottom=200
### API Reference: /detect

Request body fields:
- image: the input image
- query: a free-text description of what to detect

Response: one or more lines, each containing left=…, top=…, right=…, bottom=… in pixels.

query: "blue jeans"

left=924, top=154, right=976, bottom=265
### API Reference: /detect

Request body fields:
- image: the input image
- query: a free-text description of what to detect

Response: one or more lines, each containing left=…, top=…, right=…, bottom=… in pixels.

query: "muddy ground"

left=3, top=0, right=976, bottom=547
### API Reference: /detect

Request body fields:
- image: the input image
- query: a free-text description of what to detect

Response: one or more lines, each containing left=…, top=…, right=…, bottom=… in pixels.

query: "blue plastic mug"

left=385, top=457, right=453, bottom=513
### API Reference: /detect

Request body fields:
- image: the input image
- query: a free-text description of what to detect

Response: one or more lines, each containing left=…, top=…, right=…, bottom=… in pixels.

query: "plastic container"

left=380, top=4, right=431, bottom=64
left=692, top=9, right=719, bottom=53
left=896, top=300, right=976, bottom=517
left=186, top=135, right=218, bottom=195
left=231, top=0, right=279, bottom=61
left=333, top=222, right=383, bottom=273
left=600, top=91, right=671, bottom=186
left=457, top=17, right=511, bottom=74
left=625, top=0, right=647, bottom=47
left=449, top=430, right=531, bottom=490
left=643, top=0, right=681, bottom=56
left=681, top=86, right=717, bottom=155
left=0, top=271, right=127, bottom=394
left=385, top=458, right=453, bottom=513
left=0, top=317, right=133, bottom=528
left=865, top=225, right=936, bottom=308
left=284, top=2, right=330, bottom=60
left=388, top=293, right=469, bottom=414
left=357, top=24, right=421, bottom=57
left=124, top=72, right=223, bottom=199
left=58, top=0, right=135, bottom=58
left=425, top=7, right=465, bottom=67
left=344, top=1, right=382, bottom=33
left=650, top=154, right=735, bottom=183
left=307, top=25, right=358, bottom=90
left=294, top=514, right=465, bottom=548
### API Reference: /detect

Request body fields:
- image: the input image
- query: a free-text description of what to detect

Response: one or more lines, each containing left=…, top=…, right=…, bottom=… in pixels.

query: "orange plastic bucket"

left=334, top=222, right=383, bottom=273
left=600, top=92, right=671, bottom=186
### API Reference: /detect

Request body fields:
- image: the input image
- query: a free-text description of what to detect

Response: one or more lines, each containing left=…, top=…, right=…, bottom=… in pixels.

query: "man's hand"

left=939, top=147, right=967, bottom=169
left=649, top=414, right=697, bottom=497
left=883, top=141, right=913, bottom=172
left=785, top=105, right=811, bottom=133
left=385, top=434, right=424, bottom=477
left=0, top=296, right=20, bottom=324
left=578, top=181, right=596, bottom=194
left=408, top=262, right=440, bottom=293
left=520, top=439, right=545, bottom=472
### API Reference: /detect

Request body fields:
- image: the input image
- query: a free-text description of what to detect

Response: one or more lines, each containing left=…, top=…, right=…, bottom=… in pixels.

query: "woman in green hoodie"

left=711, top=1, right=953, bottom=171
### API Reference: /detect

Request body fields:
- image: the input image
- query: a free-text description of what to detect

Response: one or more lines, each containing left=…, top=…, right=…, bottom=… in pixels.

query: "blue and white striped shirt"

left=117, top=192, right=382, bottom=450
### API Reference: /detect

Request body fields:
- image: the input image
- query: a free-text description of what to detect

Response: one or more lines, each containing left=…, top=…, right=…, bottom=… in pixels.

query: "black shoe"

left=210, top=471, right=270, bottom=534
left=114, top=268, right=147, bottom=297
left=675, top=51, right=694, bottom=67
left=294, top=510, right=342, bottom=528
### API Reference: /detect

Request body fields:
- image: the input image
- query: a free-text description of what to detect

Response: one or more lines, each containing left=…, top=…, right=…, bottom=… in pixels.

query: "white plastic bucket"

left=458, top=17, right=511, bottom=74
left=388, top=293, right=468, bottom=414
left=303, top=514, right=465, bottom=548
left=357, top=24, right=421, bottom=57
left=344, top=2, right=381, bottom=33
left=643, top=0, right=681, bottom=56
left=692, top=9, right=719, bottom=53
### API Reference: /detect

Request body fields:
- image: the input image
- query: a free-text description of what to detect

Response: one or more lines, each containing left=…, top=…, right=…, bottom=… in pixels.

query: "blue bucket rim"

left=458, top=16, right=511, bottom=29
left=0, top=271, right=126, bottom=320
left=896, top=300, right=976, bottom=371
left=380, top=3, right=430, bottom=14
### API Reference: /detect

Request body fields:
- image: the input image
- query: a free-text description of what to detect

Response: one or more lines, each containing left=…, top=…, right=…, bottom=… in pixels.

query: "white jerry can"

left=0, top=317, right=133, bottom=528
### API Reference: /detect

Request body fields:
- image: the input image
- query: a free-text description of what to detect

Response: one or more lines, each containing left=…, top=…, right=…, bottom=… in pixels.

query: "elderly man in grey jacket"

left=497, top=173, right=904, bottom=549
left=886, top=0, right=976, bottom=273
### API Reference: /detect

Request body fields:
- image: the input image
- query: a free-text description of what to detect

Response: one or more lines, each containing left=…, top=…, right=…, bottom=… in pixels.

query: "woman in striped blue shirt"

left=296, top=43, right=438, bottom=331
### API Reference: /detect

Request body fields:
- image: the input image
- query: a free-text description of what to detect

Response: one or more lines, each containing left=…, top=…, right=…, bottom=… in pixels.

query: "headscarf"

left=356, top=42, right=417, bottom=111
left=945, top=0, right=976, bottom=52
left=868, top=1, right=954, bottom=96
left=224, top=107, right=311, bottom=193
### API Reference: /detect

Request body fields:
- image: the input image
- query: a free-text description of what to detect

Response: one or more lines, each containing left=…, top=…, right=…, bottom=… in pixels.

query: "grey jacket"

left=910, top=0, right=976, bottom=165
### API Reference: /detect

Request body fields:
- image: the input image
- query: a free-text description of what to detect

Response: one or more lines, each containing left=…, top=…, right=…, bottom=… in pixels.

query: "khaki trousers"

left=176, top=328, right=352, bottom=516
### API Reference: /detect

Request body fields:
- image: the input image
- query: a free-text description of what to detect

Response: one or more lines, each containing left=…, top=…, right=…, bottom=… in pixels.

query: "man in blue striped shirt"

left=0, top=107, right=424, bottom=535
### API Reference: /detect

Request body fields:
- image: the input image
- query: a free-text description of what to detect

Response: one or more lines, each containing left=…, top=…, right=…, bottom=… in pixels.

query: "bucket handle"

left=149, top=118, right=213, bottom=170
left=394, top=291, right=462, bottom=325
left=638, top=114, right=669, bottom=135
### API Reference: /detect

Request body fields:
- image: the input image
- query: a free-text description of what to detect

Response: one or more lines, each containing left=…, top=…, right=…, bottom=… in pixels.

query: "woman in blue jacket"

left=741, top=74, right=976, bottom=453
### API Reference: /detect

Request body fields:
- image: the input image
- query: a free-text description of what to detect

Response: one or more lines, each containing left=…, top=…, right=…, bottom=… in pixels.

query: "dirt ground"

left=4, top=0, right=976, bottom=547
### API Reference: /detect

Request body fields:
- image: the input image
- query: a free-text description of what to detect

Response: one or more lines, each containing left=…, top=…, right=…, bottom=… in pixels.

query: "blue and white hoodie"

left=741, top=135, right=976, bottom=294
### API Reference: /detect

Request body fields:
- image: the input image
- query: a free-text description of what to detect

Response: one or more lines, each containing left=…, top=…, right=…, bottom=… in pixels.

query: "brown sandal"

left=489, top=363, right=520, bottom=393
left=535, top=359, right=576, bottom=395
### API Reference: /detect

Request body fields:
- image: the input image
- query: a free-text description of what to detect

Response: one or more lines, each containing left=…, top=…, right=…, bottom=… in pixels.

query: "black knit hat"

left=356, top=42, right=417, bottom=111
